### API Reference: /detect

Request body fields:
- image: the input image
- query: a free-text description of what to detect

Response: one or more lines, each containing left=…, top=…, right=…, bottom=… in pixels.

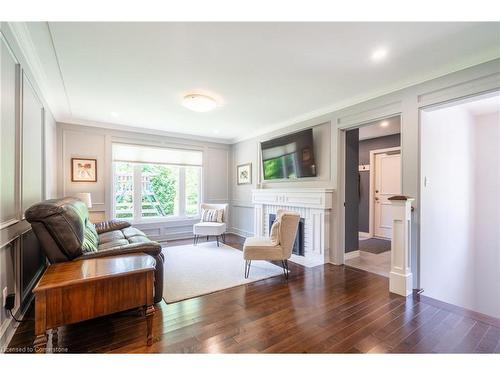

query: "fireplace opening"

left=269, top=213, right=305, bottom=256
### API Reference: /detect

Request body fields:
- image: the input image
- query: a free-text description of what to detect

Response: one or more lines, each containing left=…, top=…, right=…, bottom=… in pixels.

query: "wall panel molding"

left=417, top=72, right=500, bottom=108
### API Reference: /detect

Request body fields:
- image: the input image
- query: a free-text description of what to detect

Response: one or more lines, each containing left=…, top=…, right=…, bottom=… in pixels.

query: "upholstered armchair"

left=243, top=209, right=300, bottom=279
left=193, top=203, right=228, bottom=246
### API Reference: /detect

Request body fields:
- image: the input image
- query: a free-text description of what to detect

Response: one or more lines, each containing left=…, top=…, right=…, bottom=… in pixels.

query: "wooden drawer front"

left=45, top=273, right=148, bottom=328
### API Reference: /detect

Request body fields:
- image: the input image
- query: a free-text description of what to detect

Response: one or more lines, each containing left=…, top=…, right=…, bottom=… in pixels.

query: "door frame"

left=369, top=146, right=401, bottom=238
left=337, top=113, right=403, bottom=265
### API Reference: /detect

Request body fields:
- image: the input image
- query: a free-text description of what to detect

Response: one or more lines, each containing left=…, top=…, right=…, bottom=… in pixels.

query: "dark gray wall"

left=345, top=128, right=359, bottom=253
left=358, top=134, right=401, bottom=233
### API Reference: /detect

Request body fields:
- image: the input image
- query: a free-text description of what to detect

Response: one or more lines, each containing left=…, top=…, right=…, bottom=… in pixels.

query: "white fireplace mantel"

left=252, top=188, right=334, bottom=265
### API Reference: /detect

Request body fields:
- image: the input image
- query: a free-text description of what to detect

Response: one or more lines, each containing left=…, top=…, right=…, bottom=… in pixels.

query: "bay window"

left=112, top=143, right=202, bottom=221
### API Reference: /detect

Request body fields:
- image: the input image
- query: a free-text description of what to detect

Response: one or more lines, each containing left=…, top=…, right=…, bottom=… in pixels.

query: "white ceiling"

left=22, top=22, right=500, bottom=143
left=359, top=115, right=400, bottom=141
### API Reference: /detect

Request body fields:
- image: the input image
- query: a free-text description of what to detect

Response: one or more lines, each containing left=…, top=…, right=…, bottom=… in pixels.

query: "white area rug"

left=162, top=242, right=285, bottom=303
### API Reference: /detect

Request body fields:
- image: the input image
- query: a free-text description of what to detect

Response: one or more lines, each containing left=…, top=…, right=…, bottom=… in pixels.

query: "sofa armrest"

left=94, top=219, right=131, bottom=234
left=78, top=241, right=162, bottom=259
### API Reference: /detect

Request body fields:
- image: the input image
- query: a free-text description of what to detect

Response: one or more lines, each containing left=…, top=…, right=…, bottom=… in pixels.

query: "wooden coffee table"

left=32, top=254, right=156, bottom=353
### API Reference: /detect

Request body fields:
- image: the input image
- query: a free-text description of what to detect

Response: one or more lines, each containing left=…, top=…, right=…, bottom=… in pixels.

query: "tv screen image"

left=261, top=128, right=316, bottom=180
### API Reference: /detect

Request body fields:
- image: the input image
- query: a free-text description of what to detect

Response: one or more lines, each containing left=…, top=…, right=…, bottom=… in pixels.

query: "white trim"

left=62, top=117, right=233, bottom=145
left=358, top=231, right=371, bottom=239
left=337, top=113, right=403, bottom=266
left=231, top=61, right=500, bottom=144
left=7, top=23, right=59, bottom=116
left=368, top=146, right=401, bottom=238
left=228, top=228, right=254, bottom=238
left=344, top=250, right=360, bottom=260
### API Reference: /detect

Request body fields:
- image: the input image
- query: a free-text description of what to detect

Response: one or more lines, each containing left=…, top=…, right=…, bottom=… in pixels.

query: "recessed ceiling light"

left=371, top=47, right=388, bottom=62
left=183, top=94, right=217, bottom=112
left=380, top=121, right=389, bottom=127
left=110, top=111, right=119, bottom=118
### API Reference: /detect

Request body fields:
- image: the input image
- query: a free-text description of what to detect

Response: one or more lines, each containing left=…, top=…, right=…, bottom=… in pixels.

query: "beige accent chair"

left=243, top=209, right=300, bottom=279
left=193, top=203, right=228, bottom=246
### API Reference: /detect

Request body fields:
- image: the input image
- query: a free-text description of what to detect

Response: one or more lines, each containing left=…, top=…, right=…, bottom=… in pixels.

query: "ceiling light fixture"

left=182, top=94, right=217, bottom=112
left=380, top=121, right=389, bottom=127
left=110, top=111, right=119, bottom=118
left=371, top=47, right=388, bottom=62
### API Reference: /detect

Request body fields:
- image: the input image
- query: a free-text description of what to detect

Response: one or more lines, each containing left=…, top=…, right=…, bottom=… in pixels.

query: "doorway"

left=420, top=91, right=500, bottom=319
left=344, top=115, right=401, bottom=277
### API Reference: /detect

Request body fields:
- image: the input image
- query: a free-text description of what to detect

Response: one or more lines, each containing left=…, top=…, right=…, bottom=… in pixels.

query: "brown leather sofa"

left=25, top=197, right=164, bottom=303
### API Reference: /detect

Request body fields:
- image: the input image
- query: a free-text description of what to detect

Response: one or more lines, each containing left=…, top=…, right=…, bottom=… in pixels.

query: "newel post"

left=388, top=195, right=414, bottom=297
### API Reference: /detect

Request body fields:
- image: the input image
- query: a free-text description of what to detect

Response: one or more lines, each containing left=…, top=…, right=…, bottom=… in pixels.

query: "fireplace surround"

left=252, top=188, right=334, bottom=265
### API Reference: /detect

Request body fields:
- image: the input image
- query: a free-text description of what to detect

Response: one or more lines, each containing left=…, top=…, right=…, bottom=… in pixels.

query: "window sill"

left=127, top=216, right=201, bottom=226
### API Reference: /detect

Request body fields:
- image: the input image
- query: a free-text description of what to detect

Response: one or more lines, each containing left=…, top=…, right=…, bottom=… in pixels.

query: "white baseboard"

left=359, top=232, right=371, bottom=239
left=228, top=227, right=253, bottom=238
left=345, top=250, right=360, bottom=260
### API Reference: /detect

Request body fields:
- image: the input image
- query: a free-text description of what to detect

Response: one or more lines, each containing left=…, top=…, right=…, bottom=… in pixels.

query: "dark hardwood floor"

left=7, top=234, right=500, bottom=353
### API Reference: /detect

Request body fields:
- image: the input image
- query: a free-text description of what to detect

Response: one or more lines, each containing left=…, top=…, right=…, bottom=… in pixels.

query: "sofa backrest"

left=25, top=197, right=93, bottom=262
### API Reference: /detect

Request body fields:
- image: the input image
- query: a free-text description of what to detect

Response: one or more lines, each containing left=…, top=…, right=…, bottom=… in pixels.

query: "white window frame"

left=112, top=162, right=202, bottom=224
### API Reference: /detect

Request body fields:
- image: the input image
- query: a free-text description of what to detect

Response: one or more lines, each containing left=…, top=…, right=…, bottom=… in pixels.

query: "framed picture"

left=71, top=158, right=97, bottom=182
left=237, top=163, right=252, bottom=185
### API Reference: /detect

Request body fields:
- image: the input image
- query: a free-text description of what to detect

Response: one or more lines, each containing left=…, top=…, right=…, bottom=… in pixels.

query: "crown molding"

left=7, top=22, right=64, bottom=119
left=230, top=56, right=500, bottom=144
left=58, top=118, right=233, bottom=145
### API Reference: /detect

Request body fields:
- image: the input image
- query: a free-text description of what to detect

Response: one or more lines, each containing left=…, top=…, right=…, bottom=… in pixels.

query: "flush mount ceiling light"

left=182, top=94, right=217, bottom=112
left=371, top=47, right=388, bottom=62
left=380, top=121, right=389, bottom=127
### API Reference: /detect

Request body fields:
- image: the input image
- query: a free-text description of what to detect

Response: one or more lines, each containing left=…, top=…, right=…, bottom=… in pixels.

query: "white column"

left=253, top=203, right=264, bottom=237
left=389, top=196, right=414, bottom=297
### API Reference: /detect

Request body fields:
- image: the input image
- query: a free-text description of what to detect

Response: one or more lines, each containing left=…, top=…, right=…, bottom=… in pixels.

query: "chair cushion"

left=98, top=230, right=125, bottom=244
left=269, top=219, right=280, bottom=246
left=200, top=208, right=224, bottom=223
left=193, top=222, right=226, bottom=235
left=98, top=239, right=129, bottom=250
left=122, top=227, right=147, bottom=239
left=243, top=237, right=284, bottom=260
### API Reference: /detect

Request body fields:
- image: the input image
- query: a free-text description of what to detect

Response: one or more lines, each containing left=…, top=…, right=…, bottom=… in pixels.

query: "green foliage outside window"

left=145, top=165, right=178, bottom=216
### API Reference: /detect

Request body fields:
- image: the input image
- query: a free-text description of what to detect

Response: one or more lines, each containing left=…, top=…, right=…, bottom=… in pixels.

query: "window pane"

left=142, top=164, right=179, bottom=218
left=185, top=167, right=201, bottom=216
left=114, top=162, right=134, bottom=219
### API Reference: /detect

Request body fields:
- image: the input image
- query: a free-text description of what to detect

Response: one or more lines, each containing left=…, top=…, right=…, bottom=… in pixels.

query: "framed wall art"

left=71, top=158, right=97, bottom=182
left=237, top=163, right=252, bottom=185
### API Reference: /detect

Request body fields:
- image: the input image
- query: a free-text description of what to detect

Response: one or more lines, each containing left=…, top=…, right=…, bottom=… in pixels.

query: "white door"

left=374, top=152, right=401, bottom=238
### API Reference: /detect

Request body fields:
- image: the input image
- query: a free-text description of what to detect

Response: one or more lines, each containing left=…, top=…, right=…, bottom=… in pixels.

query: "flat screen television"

left=261, top=128, right=317, bottom=180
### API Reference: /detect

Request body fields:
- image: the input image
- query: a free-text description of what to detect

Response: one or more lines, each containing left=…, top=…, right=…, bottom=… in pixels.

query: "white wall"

left=421, top=102, right=500, bottom=318
left=421, top=106, right=476, bottom=310
left=57, top=122, right=231, bottom=241
left=472, top=112, right=500, bottom=318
